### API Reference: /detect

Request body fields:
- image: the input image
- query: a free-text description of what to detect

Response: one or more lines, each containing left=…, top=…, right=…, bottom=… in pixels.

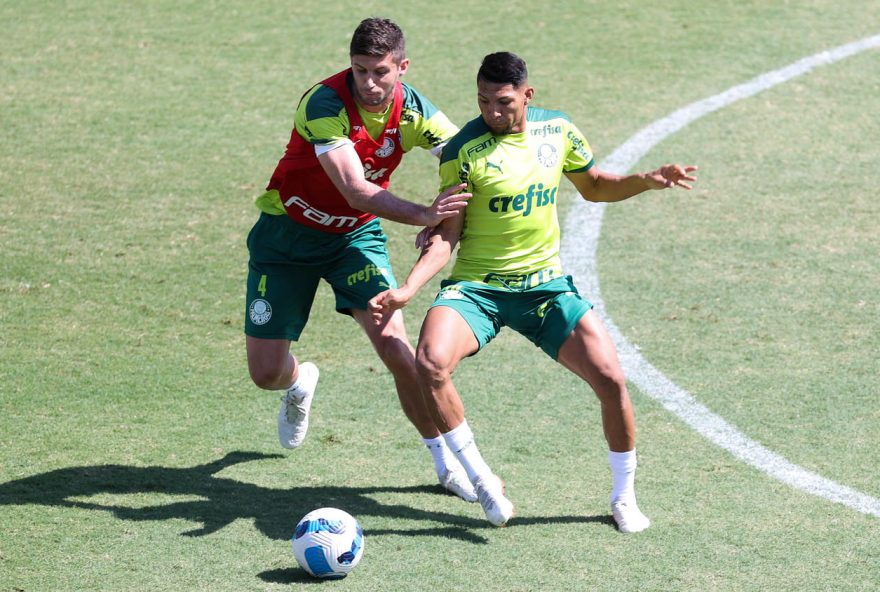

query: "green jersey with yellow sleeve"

left=439, top=106, right=594, bottom=284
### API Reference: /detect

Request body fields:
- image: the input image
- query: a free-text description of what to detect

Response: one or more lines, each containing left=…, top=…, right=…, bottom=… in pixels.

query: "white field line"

left=560, top=34, right=880, bottom=517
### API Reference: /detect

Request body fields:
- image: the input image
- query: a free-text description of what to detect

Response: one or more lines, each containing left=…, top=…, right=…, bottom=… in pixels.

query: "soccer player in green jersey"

left=245, top=18, right=476, bottom=502
left=369, top=51, right=697, bottom=531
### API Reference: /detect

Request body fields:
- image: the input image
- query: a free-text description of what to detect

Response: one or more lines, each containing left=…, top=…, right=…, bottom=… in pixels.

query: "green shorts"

left=245, top=213, right=397, bottom=340
left=430, top=276, right=593, bottom=360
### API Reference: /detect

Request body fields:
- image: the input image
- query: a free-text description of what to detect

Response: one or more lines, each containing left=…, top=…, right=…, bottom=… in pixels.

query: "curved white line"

left=561, top=34, right=880, bottom=517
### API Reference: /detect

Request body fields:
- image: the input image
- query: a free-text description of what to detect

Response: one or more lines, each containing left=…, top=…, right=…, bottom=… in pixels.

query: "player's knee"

left=245, top=337, right=293, bottom=390
left=591, top=363, right=628, bottom=404
left=372, top=329, right=415, bottom=369
left=248, top=362, right=288, bottom=391
left=415, top=344, right=452, bottom=388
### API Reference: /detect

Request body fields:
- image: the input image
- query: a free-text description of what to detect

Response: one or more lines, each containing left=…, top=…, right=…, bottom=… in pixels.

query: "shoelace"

left=282, top=392, right=307, bottom=422
left=476, top=484, right=498, bottom=509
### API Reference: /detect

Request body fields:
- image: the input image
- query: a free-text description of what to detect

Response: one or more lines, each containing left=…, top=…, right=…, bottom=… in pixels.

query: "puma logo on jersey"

left=486, top=161, right=503, bottom=173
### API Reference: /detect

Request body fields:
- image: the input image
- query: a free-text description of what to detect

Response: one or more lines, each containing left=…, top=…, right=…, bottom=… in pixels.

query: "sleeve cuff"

left=314, top=138, right=354, bottom=157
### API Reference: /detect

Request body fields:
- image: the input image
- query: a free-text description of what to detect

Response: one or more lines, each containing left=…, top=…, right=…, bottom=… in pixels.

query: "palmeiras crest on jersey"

left=249, top=299, right=272, bottom=325
left=375, top=136, right=396, bottom=158
left=536, top=143, right=558, bottom=167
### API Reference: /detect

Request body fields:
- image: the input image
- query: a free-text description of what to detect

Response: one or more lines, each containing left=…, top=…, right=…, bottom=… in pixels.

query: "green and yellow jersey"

left=439, top=106, right=594, bottom=284
left=257, top=77, right=458, bottom=215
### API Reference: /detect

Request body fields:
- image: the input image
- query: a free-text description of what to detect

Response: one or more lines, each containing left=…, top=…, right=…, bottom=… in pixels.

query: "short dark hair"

left=350, top=18, right=406, bottom=61
left=477, top=52, right=528, bottom=86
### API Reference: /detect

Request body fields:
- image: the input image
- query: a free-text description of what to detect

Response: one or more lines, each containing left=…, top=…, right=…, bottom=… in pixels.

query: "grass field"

left=2, top=1, right=878, bottom=590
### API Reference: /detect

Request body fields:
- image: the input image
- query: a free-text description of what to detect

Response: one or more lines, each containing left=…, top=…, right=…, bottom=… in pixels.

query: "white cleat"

left=611, top=499, right=651, bottom=533
left=277, top=362, right=319, bottom=449
left=438, top=467, right=478, bottom=502
left=473, top=474, right=514, bottom=527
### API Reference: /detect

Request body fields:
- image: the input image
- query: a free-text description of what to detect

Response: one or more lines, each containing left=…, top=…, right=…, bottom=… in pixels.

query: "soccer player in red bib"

left=245, top=18, right=476, bottom=502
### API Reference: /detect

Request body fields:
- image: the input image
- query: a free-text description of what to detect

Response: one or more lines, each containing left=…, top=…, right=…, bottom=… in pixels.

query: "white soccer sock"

left=608, top=449, right=638, bottom=503
left=421, top=435, right=459, bottom=475
left=442, top=420, right=493, bottom=482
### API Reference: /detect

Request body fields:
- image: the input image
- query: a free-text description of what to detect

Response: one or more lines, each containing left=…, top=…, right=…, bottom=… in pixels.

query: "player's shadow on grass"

left=0, top=451, right=612, bottom=582
left=260, top=513, right=615, bottom=585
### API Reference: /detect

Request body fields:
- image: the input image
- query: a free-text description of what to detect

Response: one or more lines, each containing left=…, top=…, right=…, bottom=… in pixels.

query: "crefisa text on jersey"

left=531, top=123, right=562, bottom=137
left=488, top=183, right=557, bottom=216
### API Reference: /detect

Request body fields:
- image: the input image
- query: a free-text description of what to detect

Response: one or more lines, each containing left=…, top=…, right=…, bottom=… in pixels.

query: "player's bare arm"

left=565, top=164, right=698, bottom=203
left=318, top=144, right=470, bottom=226
left=368, top=213, right=464, bottom=322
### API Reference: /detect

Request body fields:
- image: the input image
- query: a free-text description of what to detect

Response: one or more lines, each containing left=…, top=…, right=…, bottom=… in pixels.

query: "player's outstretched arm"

left=368, top=214, right=463, bottom=323
left=318, top=144, right=470, bottom=226
left=566, top=164, right=698, bottom=203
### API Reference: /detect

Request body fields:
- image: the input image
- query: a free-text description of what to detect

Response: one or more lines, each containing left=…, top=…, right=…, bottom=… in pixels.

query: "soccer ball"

left=291, top=507, right=365, bottom=579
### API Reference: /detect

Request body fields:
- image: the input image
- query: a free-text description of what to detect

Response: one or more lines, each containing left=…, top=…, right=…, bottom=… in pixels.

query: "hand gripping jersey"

left=439, top=106, right=595, bottom=284
left=266, top=69, right=405, bottom=233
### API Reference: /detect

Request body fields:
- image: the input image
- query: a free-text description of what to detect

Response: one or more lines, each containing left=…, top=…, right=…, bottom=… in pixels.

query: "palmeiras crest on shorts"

left=438, top=285, right=464, bottom=300
left=249, top=299, right=272, bottom=325
left=536, top=143, right=558, bottom=168
left=375, top=136, right=396, bottom=158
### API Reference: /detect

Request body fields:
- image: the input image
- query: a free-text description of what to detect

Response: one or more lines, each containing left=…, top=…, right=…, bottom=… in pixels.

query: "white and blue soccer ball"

left=291, top=507, right=365, bottom=579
